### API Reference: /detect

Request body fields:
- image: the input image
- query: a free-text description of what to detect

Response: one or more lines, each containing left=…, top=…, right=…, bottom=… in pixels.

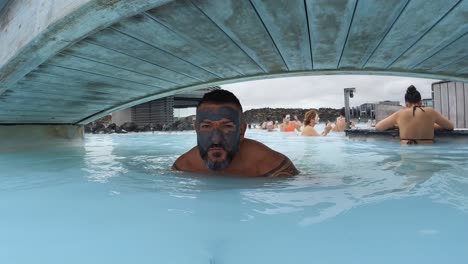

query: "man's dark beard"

left=198, top=144, right=238, bottom=171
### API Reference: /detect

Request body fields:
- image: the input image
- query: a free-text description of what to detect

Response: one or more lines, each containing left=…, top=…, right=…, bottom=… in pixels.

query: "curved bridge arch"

left=1, top=0, right=467, bottom=125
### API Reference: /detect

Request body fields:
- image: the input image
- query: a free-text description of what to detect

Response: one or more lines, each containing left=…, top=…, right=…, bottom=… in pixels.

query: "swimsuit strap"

left=412, top=106, right=425, bottom=117
left=400, top=138, right=433, bottom=141
left=404, top=106, right=428, bottom=144
left=400, top=138, right=434, bottom=145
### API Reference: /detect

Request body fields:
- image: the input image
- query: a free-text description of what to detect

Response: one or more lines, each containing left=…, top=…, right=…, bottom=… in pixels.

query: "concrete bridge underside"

left=1, top=0, right=468, bottom=126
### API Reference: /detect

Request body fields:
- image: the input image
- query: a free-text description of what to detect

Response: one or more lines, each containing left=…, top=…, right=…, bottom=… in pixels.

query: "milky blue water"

left=1, top=128, right=468, bottom=264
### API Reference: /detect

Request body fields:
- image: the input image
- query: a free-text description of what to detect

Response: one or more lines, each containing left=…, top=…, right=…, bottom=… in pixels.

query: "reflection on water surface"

left=1, top=130, right=467, bottom=263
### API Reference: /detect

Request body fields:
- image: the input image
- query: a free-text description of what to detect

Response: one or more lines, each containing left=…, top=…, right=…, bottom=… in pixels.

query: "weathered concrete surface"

left=0, top=0, right=467, bottom=125
left=0, top=125, right=84, bottom=150
left=0, top=0, right=173, bottom=91
left=0, top=0, right=10, bottom=14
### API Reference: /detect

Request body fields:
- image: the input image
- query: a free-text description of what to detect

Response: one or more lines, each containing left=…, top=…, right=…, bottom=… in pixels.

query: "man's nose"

left=211, top=129, right=223, bottom=143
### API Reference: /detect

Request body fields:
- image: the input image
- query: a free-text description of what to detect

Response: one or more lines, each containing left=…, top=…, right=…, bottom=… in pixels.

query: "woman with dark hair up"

left=375, top=85, right=454, bottom=144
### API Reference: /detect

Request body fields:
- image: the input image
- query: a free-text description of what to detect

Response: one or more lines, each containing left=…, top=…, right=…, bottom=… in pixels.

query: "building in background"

left=378, top=100, right=401, bottom=106
left=422, top=98, right=433, bottom=107
left=432, top=81, right=468, bottom=128
left=374, top=101, right=403, bottom=122
left=112, top=87, right=219, bottom=126
left=348, top=79, right=468, bottom=126
left=359, top=103, right=376, bottom=119
left=349, top=101, right=402, bottom=122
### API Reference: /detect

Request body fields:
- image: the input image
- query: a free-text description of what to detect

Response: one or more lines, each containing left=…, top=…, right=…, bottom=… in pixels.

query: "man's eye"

left=224, top=124, right=235, bottom=128
left=201, top=124, right=210, bottom=128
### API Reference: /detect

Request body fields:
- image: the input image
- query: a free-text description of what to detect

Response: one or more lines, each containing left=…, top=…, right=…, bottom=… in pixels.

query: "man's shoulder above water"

left=239, top=139, right=298, bottom=177
left=172, top=138, right=299, bottom=177
left=172, top=146, right=200, bottom=172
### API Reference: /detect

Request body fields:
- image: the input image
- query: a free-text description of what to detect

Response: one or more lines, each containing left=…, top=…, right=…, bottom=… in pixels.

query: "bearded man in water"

left=172, top=89, right=299, bottom=177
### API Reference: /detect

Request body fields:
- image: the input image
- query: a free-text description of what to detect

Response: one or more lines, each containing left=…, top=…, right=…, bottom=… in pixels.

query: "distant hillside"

left=243, top=108, right=341, bottom=124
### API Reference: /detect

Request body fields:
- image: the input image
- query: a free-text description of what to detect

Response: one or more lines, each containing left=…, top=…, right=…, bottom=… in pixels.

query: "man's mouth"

left=208, top=144, right=225, bottom=152
left=209, top=147, right=224, bottom=151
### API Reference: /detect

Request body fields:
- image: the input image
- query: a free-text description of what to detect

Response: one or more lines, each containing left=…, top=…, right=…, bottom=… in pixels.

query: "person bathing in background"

left=292, top=114, right=302, bottom=132
left=259, top=117, right=271, bottom=130
left=280, top=114, right=301, bottom=132
left=301, top=109, right=332, bottom=136
left=375, top=85, right=454, bottom=144
left=172, top=89, right=299, bottom=177
left=332, top=108, right=346, bottom=132
left=280, top=114, right=294, bottom=132
left=265, top=117, right=276, bottom=132
left=273, top=120, right=279, bottom=130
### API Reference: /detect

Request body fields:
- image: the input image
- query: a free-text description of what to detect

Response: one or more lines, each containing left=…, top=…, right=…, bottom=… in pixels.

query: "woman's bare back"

left=397, top=107, right=436, bottom=140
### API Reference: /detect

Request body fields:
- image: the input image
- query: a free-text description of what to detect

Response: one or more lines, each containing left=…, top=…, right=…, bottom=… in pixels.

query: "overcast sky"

left=223, top=75, right=439, bottom=110
left=174, top=75, right=439, bottom=116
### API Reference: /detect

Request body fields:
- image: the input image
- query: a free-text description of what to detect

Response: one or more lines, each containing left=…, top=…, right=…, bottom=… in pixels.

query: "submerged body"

left=280, top=114, right=301, bottom=133
left=332, top=115, right=346, bottom=132
left=301, top=110, right=332, bottom=136
left=173, top=90, right=299, bottom=177
left=376, top=86, right=453, bottom=144
left=282, top=122, right=296, bottom=132
left=173, top=138, right=296, bottom=177
left=376, top=106, right=452, bottom=144
left=301, top=123, right=332, bottom=137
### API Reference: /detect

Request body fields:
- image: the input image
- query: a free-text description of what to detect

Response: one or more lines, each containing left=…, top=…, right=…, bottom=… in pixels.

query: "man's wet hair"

left=404, top=85, right=421, bottom=103
left=197, top=89, right=243, bottom=112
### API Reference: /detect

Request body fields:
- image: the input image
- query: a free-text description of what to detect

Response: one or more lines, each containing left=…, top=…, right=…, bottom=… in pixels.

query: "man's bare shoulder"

left=172, top=147, right=199, bottom=171
left=241, top=138, right=272, bottom=151
left=241, top=139, right=299, bottom=177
